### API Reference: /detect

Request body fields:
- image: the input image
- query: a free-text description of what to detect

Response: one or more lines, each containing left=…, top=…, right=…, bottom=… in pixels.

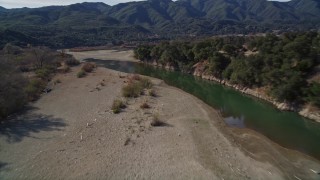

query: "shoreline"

left=72, top=50, right=320, bottom=157
left=196, top=73, right=320, bottom=123
left=63, top=49, right=320, bottom=178
left=0, top=66, right=290, bottom=179
left=142, top=60, right=320, bottom=123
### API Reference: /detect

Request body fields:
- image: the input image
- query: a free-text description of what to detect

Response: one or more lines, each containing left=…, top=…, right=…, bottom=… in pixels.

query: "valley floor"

left=0, top=50, right=319, bottom=179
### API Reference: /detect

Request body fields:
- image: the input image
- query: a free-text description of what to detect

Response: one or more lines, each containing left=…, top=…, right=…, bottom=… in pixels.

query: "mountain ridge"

left=0, top=0, right=319, bottom=48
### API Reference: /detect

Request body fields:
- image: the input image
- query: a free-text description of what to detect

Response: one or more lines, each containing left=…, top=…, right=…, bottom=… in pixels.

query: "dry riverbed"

left=0, top=50, right=319, bottom=179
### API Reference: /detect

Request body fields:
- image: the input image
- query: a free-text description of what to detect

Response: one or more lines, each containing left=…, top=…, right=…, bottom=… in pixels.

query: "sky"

left=0, top=0, right=291, bottom=9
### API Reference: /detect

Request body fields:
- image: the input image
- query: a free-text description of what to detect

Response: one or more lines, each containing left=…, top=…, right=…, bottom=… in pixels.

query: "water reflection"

left=224, top=116, right=245, bottom=128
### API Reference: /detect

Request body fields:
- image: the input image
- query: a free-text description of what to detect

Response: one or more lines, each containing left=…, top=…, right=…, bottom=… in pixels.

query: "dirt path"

left=0, top=50, right=319, bottom=179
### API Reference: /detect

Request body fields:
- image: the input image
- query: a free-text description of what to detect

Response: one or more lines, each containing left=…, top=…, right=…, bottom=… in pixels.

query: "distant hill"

left=0, top=0, right=319, bottom=48
left=0, top=29, right=38, bottom=47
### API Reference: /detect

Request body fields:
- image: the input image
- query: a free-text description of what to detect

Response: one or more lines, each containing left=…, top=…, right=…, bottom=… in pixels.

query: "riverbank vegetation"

left=0, top=44, right=79, bottom=120
left=134, top=32, right=320, bottom=108
left=122, top=75, right=153, bottom=98
left=114, top=75, right=154, bottom=113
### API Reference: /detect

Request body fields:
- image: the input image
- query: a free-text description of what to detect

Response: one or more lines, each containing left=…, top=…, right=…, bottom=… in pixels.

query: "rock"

left=299, top=108, right=320, bottom=123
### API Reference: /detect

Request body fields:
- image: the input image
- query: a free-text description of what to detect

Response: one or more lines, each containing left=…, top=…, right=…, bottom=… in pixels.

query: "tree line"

left=134, top=32, right=320, bottom=107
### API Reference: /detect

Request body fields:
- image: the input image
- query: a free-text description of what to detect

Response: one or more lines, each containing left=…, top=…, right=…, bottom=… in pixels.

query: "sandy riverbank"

left=0, top=50, right=319, bottom=179
left=67, top=49, right=139, bottom=62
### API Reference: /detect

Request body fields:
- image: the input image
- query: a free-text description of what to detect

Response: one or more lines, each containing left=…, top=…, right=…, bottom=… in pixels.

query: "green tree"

left=222, top=44, right=237, bottom=56
left=134, top=45, right=152, bottom=61
left=207, top=52, right=230, bottom=79
left=0, top=57, right=28, bottom=119
left=270, top=72, right=306, bottom=102
left=305, top=82, right=320, bottom=107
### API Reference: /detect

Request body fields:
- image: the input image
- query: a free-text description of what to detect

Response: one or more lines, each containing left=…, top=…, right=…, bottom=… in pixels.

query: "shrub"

left=81, top=62, right=96, bottom=73
left=20, top=65, right=30, bottom=72
left=65, top=58, right=80, bottom=66
left=122, top=83, right=143, bottom=97
left=111, top=99, right=126, bottom=114
left=0, top=71, right=28, bottom=119
left=25, top=79, right=46, bottom=101
left=35, top=68, right=51, bottom=79
left=77, top=70, right=86, bottom=78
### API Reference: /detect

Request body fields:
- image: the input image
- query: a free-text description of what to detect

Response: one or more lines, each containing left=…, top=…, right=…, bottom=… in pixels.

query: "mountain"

left=0, top=6, right=7, bottom=14
left=288, top=0, right=320, bottom=17
left=0, top=0, right=319, bottom=48
left=0, top=29, right=38, bottom=47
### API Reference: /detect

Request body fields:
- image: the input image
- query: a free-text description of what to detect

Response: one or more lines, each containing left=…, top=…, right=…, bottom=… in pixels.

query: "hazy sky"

left=0, top=0, right=291, bottom=9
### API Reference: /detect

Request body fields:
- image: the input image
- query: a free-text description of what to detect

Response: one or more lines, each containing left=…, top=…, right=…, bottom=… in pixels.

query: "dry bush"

left=130, top=74, right=141, bottom=81
left=111, top=99, right=126, bottom=114
left=77, top=70, right=86, bottom=78
left=140, top=101, right=150, bottom=109
left=54, top=79, right=61, bottom=84
left=65, top=58, right=80, bottom=66
left=35, top=67, right=55, bottom=80
left=139, top=77, right=153, bottom=89
left=81, top=62, right=96, bottom=73
left=62, top=65, right=70, bottom=73
left=25, top=79, right=46, bottom=101
left=124, top=137, right=131, bottom=146
left=122, top=83, right=143, bottom=97
left=148, top=89, right=156, bottom=97
left=151, top=113, right=166, bottom=127
left=118, top=73, right=126, bottom=78
left=122, top=76, right=153, bottom=98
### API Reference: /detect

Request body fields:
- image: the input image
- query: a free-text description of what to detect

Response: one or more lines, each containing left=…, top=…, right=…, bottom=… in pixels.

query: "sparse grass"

left=81, top=62, right=96, bottom=73
left=54, top=79, right=61, bottom=84
left=77, top=70, right=86, bottom=78
left=140, top=101, right=150, bottom=109
left=151, top=113, right=166, bottom=127
left=139, top=77, right=153, bottom=89
left=62, top=65, right=70, bottom=73
left=111, top=99, right=126, bottom=114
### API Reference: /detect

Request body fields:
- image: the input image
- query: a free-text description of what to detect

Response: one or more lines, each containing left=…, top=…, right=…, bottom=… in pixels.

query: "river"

left=87, top=58, right=320, bottom=161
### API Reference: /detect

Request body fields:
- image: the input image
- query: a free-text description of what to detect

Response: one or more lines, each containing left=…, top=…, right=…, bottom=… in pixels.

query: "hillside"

left=0, top=0, right=319, bottom=48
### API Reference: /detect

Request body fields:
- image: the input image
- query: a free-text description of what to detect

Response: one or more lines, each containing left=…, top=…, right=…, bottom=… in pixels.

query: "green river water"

left=88, top=59, right=320, bottom=161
